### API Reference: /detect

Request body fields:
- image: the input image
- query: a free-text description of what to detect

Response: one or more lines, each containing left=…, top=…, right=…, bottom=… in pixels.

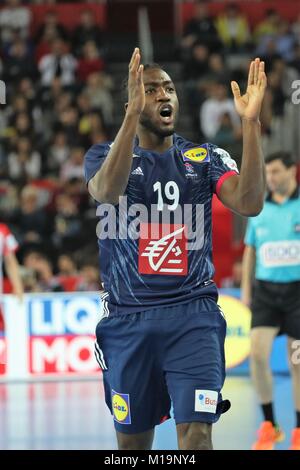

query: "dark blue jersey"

left=84, top=134, right=238, bottom=315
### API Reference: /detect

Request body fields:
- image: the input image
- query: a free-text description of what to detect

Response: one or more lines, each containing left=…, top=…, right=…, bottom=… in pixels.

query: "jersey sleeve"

left=84, top=142, right=112, bottom=184
left=209, top=145, right=239, bottom=196
left=1, top=225, right=18, bottom=256
left=244, top=218, right=256, bottom=247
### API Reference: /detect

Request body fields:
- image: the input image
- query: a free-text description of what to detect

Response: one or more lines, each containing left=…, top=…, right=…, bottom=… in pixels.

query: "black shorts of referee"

left=251, top=280, right=300, bottom=339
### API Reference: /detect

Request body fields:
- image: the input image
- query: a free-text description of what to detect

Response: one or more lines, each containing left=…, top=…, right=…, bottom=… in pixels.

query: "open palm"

left=231, top=58, right=267, bottom=120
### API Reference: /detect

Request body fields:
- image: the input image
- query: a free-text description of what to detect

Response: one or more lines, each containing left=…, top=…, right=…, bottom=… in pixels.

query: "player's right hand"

left=127, top=48, right=145, bottom=116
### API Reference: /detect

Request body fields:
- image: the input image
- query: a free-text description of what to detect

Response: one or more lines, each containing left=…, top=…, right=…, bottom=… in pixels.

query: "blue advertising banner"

left=1, top=290, right=289, bottom=380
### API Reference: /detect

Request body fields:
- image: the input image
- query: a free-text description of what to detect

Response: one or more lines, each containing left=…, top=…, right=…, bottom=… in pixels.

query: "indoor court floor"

left=0, top=375, right=295, bottom=450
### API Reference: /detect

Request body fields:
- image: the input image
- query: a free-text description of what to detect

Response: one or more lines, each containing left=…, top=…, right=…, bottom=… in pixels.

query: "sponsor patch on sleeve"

left=214, top=147, right=239, bottom=172
left=182, top=146, right=210, bottom=163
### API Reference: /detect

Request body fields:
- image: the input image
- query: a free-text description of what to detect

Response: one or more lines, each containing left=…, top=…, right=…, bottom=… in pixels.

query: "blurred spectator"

left=275, top=21, right=296, bottom=62
left=8, top=136, right=41, bottom=183
left=77, top=40, right=105, bottom=83
left=34, top=11, right=69, bottom=63
left=38, top=38, right=77, bottom=88
left=214, top=111, right=242, bottom=158
left=0, top=182, right=19, bottom=219
left=7, top=111, right=35, bottom=148
left=35, top=10, right=68, bottom=44
left=215, top=2, right=250, bottom=53
left=292, top=13, right=300, bottom=46
left=52, top=193, right=83, bottom=252
left=77, top=262, right=100, bottom=292
left=19, top=266, right=39, bottom=293
left=23, top=251, right=64, bottom=292
left=256, top=21, right=296, bottom=63
left=12, top=185, right=50, bottom=243
left=17, top=77, right=37, bottom=108
left=290, top=44, right=300, bottom=74
left=63, top=177, right=89, bottom=214
left=79, top=110, right=108, bottom=147
left=55, top=105, right=79, bottom=144
left=0, top=0, right=31, bottom=45
left=77, top=91, right=92, bottom=116
left=4, top=38, right=37, bottom=85
left=181, top=0, right=221, bottom=57
left=271, top=57, right=298, bottom=99
left=200, top=81, right=240, bottom=139
left=72, top=9, right=104, bottom=56
left=84, top=71, right=113, bottom=124
left=11, top=94, right=30, bottom=115
left=60, top=146, right=85, bottom=181
left=57, top=253, right=78, bottom=277
left=42, top=85, right=71, bottom=121
left=253, top=9, right=280, bottom=44
left=47, top=130, right=70, bottom=174
left=207, top=53, right=230, bottom=84
left=183, top=42, right=209, bottom=81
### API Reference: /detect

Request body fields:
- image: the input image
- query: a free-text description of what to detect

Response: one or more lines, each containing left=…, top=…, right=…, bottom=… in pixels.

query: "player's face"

left=139, top=68, right=179, bottom=137
left=266, top=159, right=295, bottom=193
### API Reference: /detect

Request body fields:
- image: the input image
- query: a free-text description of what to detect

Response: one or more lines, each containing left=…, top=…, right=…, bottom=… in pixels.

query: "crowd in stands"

left=0, top=0, right=112, bottom=291
left=180, top=1, right=300, bottom=166
left=0, top=0, right=300, bottom=292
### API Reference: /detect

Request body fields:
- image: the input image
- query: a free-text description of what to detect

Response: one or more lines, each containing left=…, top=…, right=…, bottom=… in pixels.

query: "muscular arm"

left=218, top=58, right=267, bottom=217
left=241, top=245, right=256, bottom=306
left=88, top=112, right=140, bottom=204
left=218, top=118, right=265, bottom=216
left=88, top=48, right=144, bottom=204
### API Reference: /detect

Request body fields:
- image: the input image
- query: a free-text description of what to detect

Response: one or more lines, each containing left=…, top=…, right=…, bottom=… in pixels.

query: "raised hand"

left=127, top=47, right=145, bottom=116
left=231, top=58, right=267, bottom=121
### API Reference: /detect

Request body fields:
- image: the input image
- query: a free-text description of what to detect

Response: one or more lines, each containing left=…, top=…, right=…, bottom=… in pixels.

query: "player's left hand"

left=231, top=58, right=267, bottom=121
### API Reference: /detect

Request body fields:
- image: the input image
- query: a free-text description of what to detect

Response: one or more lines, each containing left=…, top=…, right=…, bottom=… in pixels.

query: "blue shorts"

left=95, top=295, right=228, bottom=434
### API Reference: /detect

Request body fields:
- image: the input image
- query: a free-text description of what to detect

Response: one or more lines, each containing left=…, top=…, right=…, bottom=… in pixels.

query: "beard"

left=139, top=112, right=175, bottom=138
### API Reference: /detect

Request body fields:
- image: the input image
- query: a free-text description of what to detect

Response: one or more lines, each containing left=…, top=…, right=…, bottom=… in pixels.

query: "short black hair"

left=265, top=151, right=296, bottom=168
left=122, top=63, right=165, bottom=102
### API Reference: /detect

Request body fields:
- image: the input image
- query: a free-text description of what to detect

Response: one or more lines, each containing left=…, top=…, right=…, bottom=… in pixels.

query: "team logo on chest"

left=138, top=223, right=188, bottom=276
left=184, top=162, right=198, bottom=178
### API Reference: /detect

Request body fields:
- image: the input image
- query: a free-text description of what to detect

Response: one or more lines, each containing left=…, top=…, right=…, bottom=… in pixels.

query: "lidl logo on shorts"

left=195, top=390, right=218, bottom=413
left=182, top=147, right=210, bottom=163
left=111, top=390, right=131, bottom=424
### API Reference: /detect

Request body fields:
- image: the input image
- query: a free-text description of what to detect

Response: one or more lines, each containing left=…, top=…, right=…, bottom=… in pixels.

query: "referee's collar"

left=266, top=186, right=300, bottom=203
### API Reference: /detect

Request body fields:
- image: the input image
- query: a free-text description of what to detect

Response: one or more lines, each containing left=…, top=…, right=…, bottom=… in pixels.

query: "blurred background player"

left=242, top=151, right=300, bottom=450
left=0, top=222, right=24, bottom=330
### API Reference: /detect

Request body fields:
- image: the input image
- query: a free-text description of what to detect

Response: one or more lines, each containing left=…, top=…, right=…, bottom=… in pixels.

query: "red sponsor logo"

left=138, top=223, right=187, bottom=276
left=29, top=335, right=98, bottom=375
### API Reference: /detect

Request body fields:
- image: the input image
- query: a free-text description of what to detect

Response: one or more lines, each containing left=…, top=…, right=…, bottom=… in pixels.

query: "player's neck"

left=137, top=132, right=173, bottom=153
